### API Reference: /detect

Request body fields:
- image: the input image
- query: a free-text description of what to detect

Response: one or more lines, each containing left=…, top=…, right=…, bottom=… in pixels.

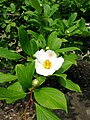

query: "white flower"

left=34, top=49, right=45, bottom=59
left=35, top=49, right=64, bottom=76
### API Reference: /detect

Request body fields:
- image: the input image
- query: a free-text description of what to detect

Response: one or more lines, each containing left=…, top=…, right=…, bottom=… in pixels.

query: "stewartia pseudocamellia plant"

left=0, top=26, right=81, bottom=120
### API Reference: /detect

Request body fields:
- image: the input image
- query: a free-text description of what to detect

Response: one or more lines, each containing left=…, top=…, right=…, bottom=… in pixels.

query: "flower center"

left=43, top=60, right=52, bottom=69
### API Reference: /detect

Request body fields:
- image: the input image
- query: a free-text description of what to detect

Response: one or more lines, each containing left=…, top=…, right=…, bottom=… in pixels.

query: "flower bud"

left=46, top=46, right=49, bottom=50
left=32, top=79, right=40, bottom=88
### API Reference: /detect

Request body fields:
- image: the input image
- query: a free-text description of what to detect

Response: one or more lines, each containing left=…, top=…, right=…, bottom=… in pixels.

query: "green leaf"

left=10, top=22, right=16, bottom=27
left=57, top=20, right=64, bottom=32
left=48, top=31, right=57, bottom=45
left=54, top=74, right=67, bottom=80
left=0, top=0, right=6, bottom=3
left=48, top=31, right=58, bottom=50
left=18, top=26, right=31, bottom=56
left=0, top=47, right=22, bottom=60
left=66, top=25, right=78, bottom=34
left=6, top=82, right=26, bottom=103
left=59, top=78, right=81, bottom=92
left=16, top=64, right=30, bottom=89
left=30, top=39, right=38, bottom=55
left=49, top=4, right=59, bottom=17
left=60, top=38, right=68, bottom=43
left=34, top=87, right=67, bottom=112
left=46, top=18, right=53, bottom=26
left=44, top=4, right=59, bottom=17
left=8, top=82, right=24, bottom=92
left=44, top=27, right=53, bottom=31
left=10, top=3, right=16, bottom=12
left=62, top=19, right=68, bottom=27
left=55, top=60, right=73, bottom=74
left=25, top=0, right=32, bottom=6
left=0, top=87, right=26, bottom=102
left=0, top=72, right=17, bottom=83
left=36, top=104, right=60, bottom=120
left=44, top=4, right=50, bottom=16
left=5, top=24, right=11, bottom=33
left=30, top=0, right=41, bottom=14
left=79, top=18, right=86, bottom=31
left=56, top=54, right=77, bottom=74
left=64, top=53, right=78, bottom=65
left=16, top=61, right=35, bottom=89
left=29, top=19, right=40, bottom=24
left=71, top=29, right=82, bottom=35
left=26, top=61, right=35, bottom=80
left=36, top=76, right=46, bottom=85
left=24, top=16, right=28, bottom=21
left=56, top=47, right=80, bottom=53
left=51, top=38, right=62, bottom=51
left=37, top=34, right=46, bottom=48
left=27, top=30, right=39, bottom=38
left=54, top=72, right=81, bottom=92
left=67, top=13, right=77, bottom=26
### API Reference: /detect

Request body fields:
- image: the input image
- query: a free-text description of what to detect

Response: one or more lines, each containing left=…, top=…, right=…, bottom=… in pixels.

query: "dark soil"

left=0, top=59, right=90, bottom=120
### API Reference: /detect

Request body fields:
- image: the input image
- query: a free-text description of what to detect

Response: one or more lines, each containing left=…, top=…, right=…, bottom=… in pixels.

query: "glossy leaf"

left=67, top=13, right=77, bottom=26
left=27, top=30, right=39, bottom=38
left=0, top=0, right=6, bottom=3
left=59, top=78, right=81, bottom=92
left=0, top=47, right=22, bottom=60
left=56, top=47, right=80, bottom=53
left=56, top=53, right=77, bottom=74
left=37, top=34, right=46, bottom=48
left=6, top=82, right=26, bottom=103
left=0, top=87, right=26, bottom=102
left=30, top=39, right=38, bottom=55
left=44, top=4, right=50, bottom=16
left=51, top=38, right=62, bottom=51
left=18, top=26, right=31, bottom=56
left=79, top=18, right=86, bottom=31
left=5, top=24, right=11, bottom=33
left=16, top=64, right=30, bottom=89
left=36, top=76, right=46, bottom=85
left=36, top=104, right=60, bottom=120
left=10, top=3, right=16, bottom=12
left=54, top=74, right=67, bottom=80
left=66, top=25, right=78, bottom=33
left=55, top=60, right=73, bottom=74
left=44, top=4, right=59, bottom=17
left=30, top=0, right=41, bottom=14
left=64, top=53, right=78, bottom=65
left=48, top=31, right=58, bottom=50
left=49, top=4, right=59, bottom=17
left=71, top=29, right=82, bottom=35
left=16, top=61, right=35, bottom=89
left=26, top=61, right=35, bottom=80
left=0, top=72, right=17, bottom=83
left=34, top=87, right=67, bottom=112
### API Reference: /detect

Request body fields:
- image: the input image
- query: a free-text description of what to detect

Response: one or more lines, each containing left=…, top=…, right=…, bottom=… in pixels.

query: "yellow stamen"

left=43, top=60, right=52, bottom=69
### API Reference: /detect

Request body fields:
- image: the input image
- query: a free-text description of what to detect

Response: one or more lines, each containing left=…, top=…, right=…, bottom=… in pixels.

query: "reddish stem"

left=20, top=87, right=35, bottom=120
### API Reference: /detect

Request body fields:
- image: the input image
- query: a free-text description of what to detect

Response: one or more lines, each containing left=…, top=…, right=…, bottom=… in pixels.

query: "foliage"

left=0, top=0, right=89, bottom=119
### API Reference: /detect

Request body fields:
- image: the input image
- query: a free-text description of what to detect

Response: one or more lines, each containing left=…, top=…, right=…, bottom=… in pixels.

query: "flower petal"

left=34, top=49, right=45, bottom=59
left=52, top=57, right=64, bottom=71
left=46, top=50, right=57, bottom=58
